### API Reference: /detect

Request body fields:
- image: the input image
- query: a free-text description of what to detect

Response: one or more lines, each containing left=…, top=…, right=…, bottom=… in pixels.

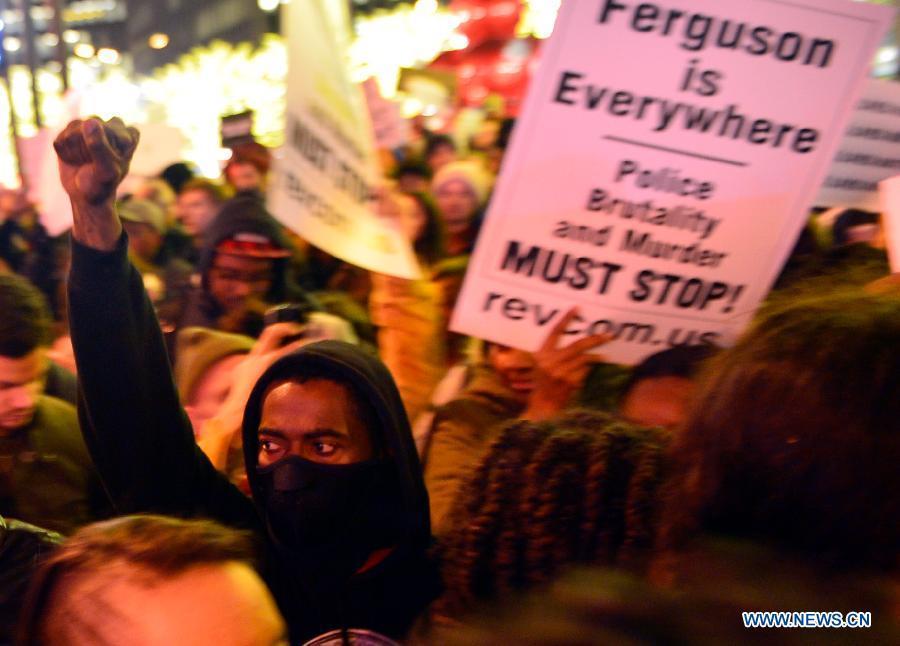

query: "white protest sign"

left=879, top=175, right=900, bottom=272
left=19, top=130, right=73, bottom=236
left=451, top=0, right=893, bottom=364
left=268, top=0, right=420, bottom=279
left=817, top=79, right=900, bottom=210
left=362, top=79, right=410, bottom=151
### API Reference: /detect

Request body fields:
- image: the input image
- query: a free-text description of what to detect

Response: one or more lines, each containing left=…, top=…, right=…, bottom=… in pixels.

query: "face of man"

left=435, top=179, right=478, bottom=236
left=257, top=379, right=374, bottom=467
left=487, top=344, right=536, bottom=398
left=0, top=348, right=48, bottom=434
left=177, top=189, right=220, bottom=238
left=427, top=144, right=456, bottom=173
left=227, top=162, right=264, bottom=193
left=83, top=562, right=287, bottom=646
left=620, top=376, right=695, bottom=430
left=123, top=221, right=163, bottom=263
left=207, top=253, right=274, bottom=315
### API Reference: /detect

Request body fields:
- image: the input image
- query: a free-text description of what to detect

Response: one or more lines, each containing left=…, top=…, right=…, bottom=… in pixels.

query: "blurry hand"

left=522, top=308, right=612, bottom=422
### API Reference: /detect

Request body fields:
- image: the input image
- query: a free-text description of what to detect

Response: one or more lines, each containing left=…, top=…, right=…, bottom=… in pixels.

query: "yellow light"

left=258, top=0, right=278, bottom=11
left=97, top=48, right=120, bottom=65
left=142, top=36, right=287, bottom=177
left=63, top=29, right=81, bottom=44
left=4, top=37, right=21, bottom=53
left=41, top=33, right=60, bottom=48
left=74, top=43, right=95, bottom=58
left=148, top=33, right=170, bottom=50
left=517, top=0, right=562, bottom=39
left=349, top=0, right=465, bottom=99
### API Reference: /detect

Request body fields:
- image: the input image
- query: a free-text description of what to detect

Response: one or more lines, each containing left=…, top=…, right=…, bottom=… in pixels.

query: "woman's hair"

left=658, top=290, right=900, bottom=572
left=406, top=191, right=446, bottom=265
left=437, top=411, right=669, bottom=617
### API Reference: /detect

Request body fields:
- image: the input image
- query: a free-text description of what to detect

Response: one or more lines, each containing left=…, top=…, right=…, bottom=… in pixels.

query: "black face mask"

left=255, top=456, right=406, bottom=579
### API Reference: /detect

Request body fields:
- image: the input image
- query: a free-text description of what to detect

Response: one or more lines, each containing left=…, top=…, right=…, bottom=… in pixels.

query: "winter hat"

left=118, top=198, right=167, bottom=234
left=175, top=327, right=255, bottom=401
left=431, top=161, right=491, bottom=206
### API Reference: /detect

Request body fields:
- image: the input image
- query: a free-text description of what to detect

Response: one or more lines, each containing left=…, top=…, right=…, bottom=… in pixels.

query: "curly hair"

left=437, top=411, right=669, bottom=617
left=658, top=290, right=900, bottom=572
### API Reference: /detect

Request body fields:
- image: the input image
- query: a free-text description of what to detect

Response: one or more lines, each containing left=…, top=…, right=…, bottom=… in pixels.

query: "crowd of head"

left=0, top=114, right=896, bottom=645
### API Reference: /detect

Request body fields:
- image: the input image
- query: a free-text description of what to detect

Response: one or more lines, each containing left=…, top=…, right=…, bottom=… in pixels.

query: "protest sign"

left=817, top=79, right=900, bottom=210
left=362, top=79, right=410, bottom=151
left=20, top=130, right=72, bottom=236
left=879, top=175, right=900, bottom=272
left=268, top=0, right=420, bottom=279
left=451, top=0, right=894, bottom=364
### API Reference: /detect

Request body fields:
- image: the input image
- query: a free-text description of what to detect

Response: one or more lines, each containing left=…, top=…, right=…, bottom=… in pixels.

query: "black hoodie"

left=179, top=195, right=317, bottom=336
left=67, top=235, right=439, bottom=643
left=242, top=342, right=439, bottom=639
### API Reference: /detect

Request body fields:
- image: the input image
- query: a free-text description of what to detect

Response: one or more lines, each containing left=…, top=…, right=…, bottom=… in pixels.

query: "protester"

left=618, top=344, right=718, bottom=430
left=424, top=310, right=610, bottom=535
left=0, top=273, right=108, bottom=534
left=184, top=318, right=359, bottom=490
left=119, top=198, right=193, bottom=325
left=179, top=194, right=318, bottom=337
left=175, top=326, right=255, bottom=436
left=176, top=178, right=227, bottom=252
left=0, top=516, right=60, bottom=643
left=17, top=515, right=286, bottom=646
left=424, top=134, right=458, bottom=174
left=57, top=117, right=440, bottom=642
left=225, top=141, right=271, bottom=197
left=0, top=190, right=58, bottom=314
left=657, top=290, right=900, bottom=574
left=160, top=161, right=196, bottom=195
left=431, top=160, right=489, bottom=258
left=393, top=158, right=433, bottom=194
left=370, top=191, right=448, bottom=422
left=431, top=412, right=668, bottom=623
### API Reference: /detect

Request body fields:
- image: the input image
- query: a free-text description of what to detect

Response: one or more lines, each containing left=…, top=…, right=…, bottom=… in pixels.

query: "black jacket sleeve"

left=68, top=234, right=259, bottom=529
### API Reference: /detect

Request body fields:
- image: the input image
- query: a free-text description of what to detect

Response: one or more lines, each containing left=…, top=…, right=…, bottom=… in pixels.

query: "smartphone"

left=263, top=303, right=312, bottom=327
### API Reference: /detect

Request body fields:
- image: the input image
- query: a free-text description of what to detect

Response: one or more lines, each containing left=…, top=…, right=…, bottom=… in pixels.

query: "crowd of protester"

left=0, top=111, right=896, bottom=645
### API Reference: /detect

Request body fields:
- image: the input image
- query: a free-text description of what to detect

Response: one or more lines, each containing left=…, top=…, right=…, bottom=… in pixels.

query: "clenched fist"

left=54, top=117, right=140, bottom=250
left=55, top=117, right=139, bottom=206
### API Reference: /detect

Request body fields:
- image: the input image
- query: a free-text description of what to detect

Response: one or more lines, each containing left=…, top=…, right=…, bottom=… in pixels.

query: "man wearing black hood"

left=54, top=117, right=440, bottom=642
left=179, top=195, right=318, bottom=338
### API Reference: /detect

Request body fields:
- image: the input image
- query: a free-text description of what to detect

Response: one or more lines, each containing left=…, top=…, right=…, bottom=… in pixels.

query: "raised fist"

left=54, top=117, right=140, bottom=207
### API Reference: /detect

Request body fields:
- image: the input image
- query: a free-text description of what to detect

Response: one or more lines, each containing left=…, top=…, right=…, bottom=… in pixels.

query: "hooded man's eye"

left=313, top=441, right=337, bottom=456
left=259, top=440, right=280, bottom=453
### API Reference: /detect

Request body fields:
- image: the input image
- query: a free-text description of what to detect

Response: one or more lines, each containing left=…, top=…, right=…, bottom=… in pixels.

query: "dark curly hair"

left=437, top=411, right=669, bottom=617
left=658, top=290, right=900, bottom=572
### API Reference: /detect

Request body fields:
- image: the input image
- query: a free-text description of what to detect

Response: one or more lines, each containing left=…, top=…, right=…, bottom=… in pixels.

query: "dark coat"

left=68, top=235, right=440, bottom=643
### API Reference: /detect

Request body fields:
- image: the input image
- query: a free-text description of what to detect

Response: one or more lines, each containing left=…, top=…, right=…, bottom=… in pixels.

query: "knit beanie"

left=431, top=161, right=491, bottom=206
left=175, top=327, right=255, bottom=402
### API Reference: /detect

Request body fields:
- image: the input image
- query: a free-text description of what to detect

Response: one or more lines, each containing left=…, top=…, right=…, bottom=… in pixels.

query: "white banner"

left=879, top=175, right=900, bottom=272
left=362, top=79, right=410, bottom=151
left=268, top=0, right=420, bottom=279
left=817, top=79, right=900, bottom=210
left=451, top=0, right=893, bottom=364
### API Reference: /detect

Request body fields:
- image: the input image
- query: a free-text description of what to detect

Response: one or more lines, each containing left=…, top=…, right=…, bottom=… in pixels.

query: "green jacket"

left=0, top=396, right=108, bottom=534
left=423, top=366, right=526, bottom=536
